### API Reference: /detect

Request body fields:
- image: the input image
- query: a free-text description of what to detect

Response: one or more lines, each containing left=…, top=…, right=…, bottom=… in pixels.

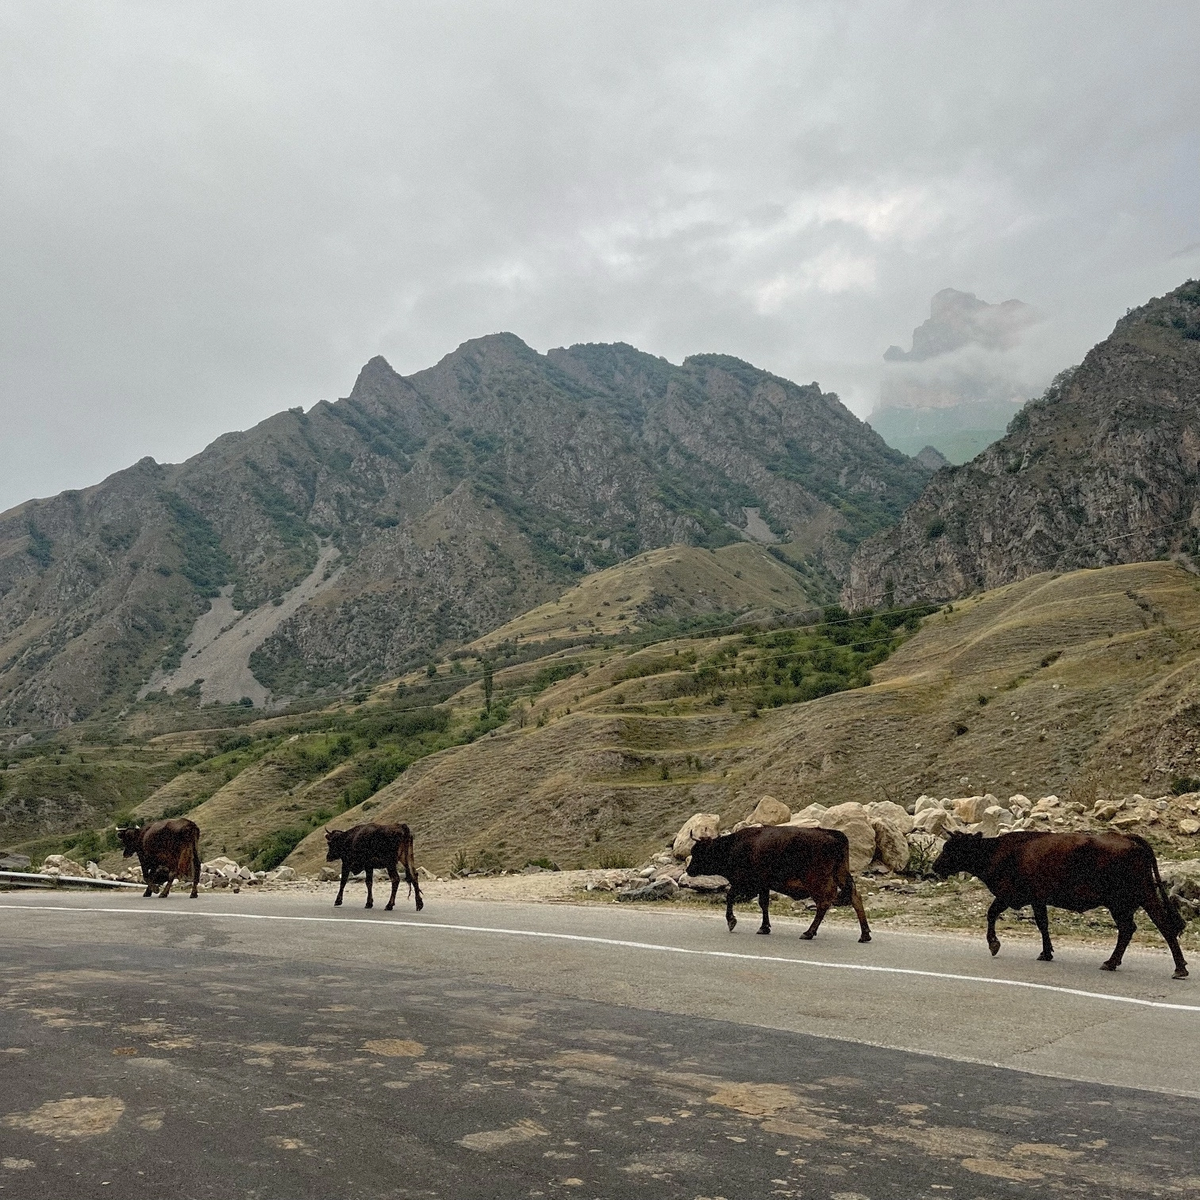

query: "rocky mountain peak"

left=846, top=279, right=1200, bottom=608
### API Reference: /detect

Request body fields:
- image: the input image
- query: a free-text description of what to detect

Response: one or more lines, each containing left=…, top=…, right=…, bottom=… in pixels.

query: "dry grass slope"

left=287, top=560, right=1200, bottom=876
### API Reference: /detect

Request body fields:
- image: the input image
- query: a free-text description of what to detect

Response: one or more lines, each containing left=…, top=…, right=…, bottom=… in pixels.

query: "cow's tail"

left=827, top=829, right=856, bottom=905
left=1132, top=834, right=1186, bottom=936
left=177, top=837, right=197, bottom=884
left=397, top=824, right=423, bottom=910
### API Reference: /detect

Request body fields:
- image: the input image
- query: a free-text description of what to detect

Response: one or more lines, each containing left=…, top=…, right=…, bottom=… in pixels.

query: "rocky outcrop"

left=847, top=280, right=1200, bottom=608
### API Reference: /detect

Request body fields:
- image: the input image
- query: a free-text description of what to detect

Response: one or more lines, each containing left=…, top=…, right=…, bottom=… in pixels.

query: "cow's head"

left=325, top=827, right=348, bottom=861
left=932, top=830, right=986, bottom=878
left=685, top=835, right=728, bottom=878
left=116, top=825, right=144, bottom=858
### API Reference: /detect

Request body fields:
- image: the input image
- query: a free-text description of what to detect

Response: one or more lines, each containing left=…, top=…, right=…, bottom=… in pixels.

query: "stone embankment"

left=614, top=791, right=1200, bottom=919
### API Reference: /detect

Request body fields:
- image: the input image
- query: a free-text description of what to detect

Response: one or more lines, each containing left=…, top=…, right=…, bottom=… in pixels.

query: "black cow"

left=116, top=818, right=201, bottom=899
left=687, top=825, right=871, bottom=942
left=325, top=822, right=424, bottom=912
left=933, top=830, right=1188, bottom=979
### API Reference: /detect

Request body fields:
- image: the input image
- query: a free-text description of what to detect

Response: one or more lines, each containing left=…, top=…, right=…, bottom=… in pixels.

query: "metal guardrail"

left=0, top=870, right=145, bottom=891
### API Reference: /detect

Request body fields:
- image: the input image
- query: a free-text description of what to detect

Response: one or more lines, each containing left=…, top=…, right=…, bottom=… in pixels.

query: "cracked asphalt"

left=2, top=890, right=1198, bottom=1198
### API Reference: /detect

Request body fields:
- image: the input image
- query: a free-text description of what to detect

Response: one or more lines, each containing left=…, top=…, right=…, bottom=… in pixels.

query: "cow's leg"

left=385, top=864, right=401, bottom=911
left=1102, top=907, right=1137, bottom=972
left=1032, top=902, right=1053, bottom=961
left=190, top=845, right=200, bottom=899
left=364, top=867, right=374, bottom=909
left=756, top=889, right=771, bottom=935
left=1142, top=894, right=1190, bottom=979
left=847, top=881, right=872, bottom=943
left=158, top=874, right=174, bottom=899
left=408, top=869, right=424, bottom=913
left=725, top=891, right=737, bottom=932
left=800, top=902, right=831, bottom=940
left=334, top=864, right=349, bottom=907
left=986, top=897, right=1008, bottom=956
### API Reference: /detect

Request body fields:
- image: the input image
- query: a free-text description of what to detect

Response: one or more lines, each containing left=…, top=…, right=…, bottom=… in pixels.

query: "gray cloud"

left=1, top=1, right=1198, bottom=510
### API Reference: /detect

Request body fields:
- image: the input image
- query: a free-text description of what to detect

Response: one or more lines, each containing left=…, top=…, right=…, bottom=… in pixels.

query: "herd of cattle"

left=115, top=816, right=1189, bottom=980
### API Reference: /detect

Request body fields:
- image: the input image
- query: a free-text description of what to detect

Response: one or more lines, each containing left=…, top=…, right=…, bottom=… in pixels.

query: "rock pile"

left=196, top=857, right=297, bottom=891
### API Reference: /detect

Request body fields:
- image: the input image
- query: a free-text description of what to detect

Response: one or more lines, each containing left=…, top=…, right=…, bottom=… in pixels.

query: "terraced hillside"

left=7, top=560, right=1200, bottom=878
left=284, top=559, right=1200, bottom=874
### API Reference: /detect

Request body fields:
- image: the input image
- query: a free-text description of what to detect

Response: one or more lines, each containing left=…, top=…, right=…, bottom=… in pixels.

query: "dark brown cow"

left=686, top=825, right=871, bottom=942
left=325, top=823, right=424, bottom=912
left=116, top=818, right=201, bottom=899
left=933, top=830, right=1188, bottom=979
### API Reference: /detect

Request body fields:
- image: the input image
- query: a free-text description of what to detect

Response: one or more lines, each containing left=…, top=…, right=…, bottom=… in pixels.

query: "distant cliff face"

left=845, top=280, right=1200, bottom=608
left=0, top=336, right=929, bottom=728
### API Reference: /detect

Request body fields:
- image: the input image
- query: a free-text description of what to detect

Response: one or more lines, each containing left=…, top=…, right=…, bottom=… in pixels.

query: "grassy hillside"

left=470, top=542, right=820, bottom=647
left=8, top=559, right=1200, bottom=878
left=286, top=560, right=1200, bottom=874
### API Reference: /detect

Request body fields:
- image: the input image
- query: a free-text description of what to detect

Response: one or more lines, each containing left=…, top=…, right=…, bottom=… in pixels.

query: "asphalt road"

left=2, top=888, right=1199, bottom=1199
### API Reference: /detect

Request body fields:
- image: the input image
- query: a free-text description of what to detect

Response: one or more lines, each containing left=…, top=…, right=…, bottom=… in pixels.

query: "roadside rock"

left=0, top=853, right=32, bottom=871
left=672, top=813, right=721, bottom=859
left=952, top=796, right=988, bottom=823
left=1160, top=859, right=1200, bottom=921
left=1180, top=818, right=1200, bottom=836
left=871, top=817, right=911, bottom=872
left=787, top=803, right=827, bottom=827
left=266, top=866, right=297, bottom=883
left=865, top=801, right=914, bottom=836
left=745, top=795, right=791, bottom=826
left=617, top=878, right=678, bottom=902
left=680, top=873, right=729, bottom=892
left=40, top=854, right=88, bottom=878
left=818, top=802, right=876, bottom=874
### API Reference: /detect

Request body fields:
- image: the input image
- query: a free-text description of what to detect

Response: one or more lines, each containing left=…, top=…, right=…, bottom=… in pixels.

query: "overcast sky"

left=2, top=1, right=1198, bottom=512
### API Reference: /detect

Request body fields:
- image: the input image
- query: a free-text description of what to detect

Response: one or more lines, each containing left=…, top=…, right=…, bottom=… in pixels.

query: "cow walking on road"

left=686, top=825, right=872, bottom=943
left=933, top=830, right=1188, bottom=979
left=325, top=823, right=424, bottom=912
left=116, top=818, right=201, bottom=899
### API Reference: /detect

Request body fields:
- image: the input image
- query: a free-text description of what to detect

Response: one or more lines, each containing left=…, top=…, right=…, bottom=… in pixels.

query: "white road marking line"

left=4, top=902, right=1199, bottom=1014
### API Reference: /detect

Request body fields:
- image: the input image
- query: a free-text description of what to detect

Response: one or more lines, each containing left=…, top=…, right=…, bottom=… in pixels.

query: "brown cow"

left=933, top=830, right=1188, bottom=979
left=116, top=818, right=201, bottom=899
left=686, top=825, right=871, bottom=942
left=325, top=822, right=423, bottom=912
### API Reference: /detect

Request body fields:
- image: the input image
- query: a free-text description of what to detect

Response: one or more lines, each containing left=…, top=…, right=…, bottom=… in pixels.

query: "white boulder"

left=818, top=802, right=877, bottom=874
left=672, top=812, right=722, bottom=859
left=744, top=795, right=792, bottom=827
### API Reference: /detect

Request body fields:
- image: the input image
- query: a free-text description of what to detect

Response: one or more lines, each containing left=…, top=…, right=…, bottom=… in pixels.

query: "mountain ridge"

left=1, top=334, right=930, bottom=731
left=846, top=279, right=1200, bottom=608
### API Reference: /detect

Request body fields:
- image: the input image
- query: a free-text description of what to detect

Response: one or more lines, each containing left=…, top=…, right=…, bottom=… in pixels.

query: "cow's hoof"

left=756, top=927, right=770, bottom=935
left=799, top=931, right=815, bottom=940
left=190, top=892, right=198, bottom=899
left=988, top=941, right=1001, bottom=957
left=1100, top=960, right=1119, bottom=972
left=415, top=900, right=424, bottom=912
left=1037, top=951, right=1053, bottom=962
left=859, top=933, right=872, bottom=943
left=333, top=899, right=342, bottom=907
left=364, top=901, right=373, bottom=910
left=1173, top=967, right=1189, bottom=979
left=143, top=890, right=153, bottom=898
left=385, top=903, right=395, bottom=911
left=726, top=919, right=737, bottom=933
